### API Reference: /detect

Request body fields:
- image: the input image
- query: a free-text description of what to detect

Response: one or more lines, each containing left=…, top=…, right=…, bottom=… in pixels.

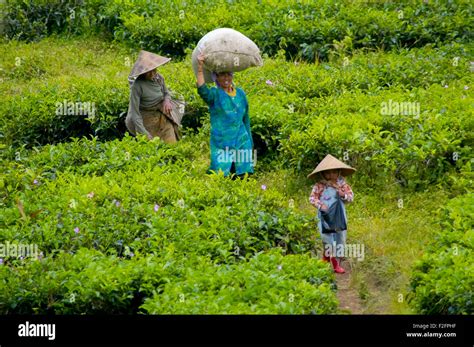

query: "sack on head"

left=192, top=28, right=263, bottom=83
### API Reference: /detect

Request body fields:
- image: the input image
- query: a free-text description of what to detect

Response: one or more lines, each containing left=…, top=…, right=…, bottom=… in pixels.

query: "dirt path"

left=336, top=259, right=364, bottom=314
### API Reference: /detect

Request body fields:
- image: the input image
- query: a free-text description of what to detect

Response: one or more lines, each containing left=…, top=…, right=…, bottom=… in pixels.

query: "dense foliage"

left=1, top=135, right=338, bottom=313
left=1, top=38, right=471, bottom=190
left=409, top=194, right=473, bottom=314
left=0, top=0, right=472, bottom=314
left=3, top=0, right=473, bottom=61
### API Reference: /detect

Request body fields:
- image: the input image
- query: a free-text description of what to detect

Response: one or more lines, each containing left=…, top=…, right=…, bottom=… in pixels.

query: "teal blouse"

left=197, top=84, right=254, bottom=176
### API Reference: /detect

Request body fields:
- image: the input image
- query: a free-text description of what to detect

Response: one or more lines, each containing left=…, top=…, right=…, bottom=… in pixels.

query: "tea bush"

left=1, top=1, right=473, bottom=315
left=0, top=248, right=336, bottom=314
left=408, top=194, right=474, bottom=314
left=0, top=37, right=207, bottom=148
left=1, top=136, right=315, bottom=260
left=3, top=0, right=472, bottom=61
left=0, top=248, right=171, bottom=314
left=141, top=249, right=337, bottom=314
left=1, top=38, right=471, bottom=191
left=279, top=82, right=473, bottom=189
left=2, top=0, right=112, bottom=41
left=0, top=135, right=338, bottom=314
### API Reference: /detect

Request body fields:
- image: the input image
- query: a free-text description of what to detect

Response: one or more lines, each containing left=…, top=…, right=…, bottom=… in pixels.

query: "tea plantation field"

left=0, top=0, right=472, bottom=315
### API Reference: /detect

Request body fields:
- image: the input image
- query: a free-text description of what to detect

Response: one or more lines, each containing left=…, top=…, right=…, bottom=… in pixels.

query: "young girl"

left=308, top=154, right=355, bottom=274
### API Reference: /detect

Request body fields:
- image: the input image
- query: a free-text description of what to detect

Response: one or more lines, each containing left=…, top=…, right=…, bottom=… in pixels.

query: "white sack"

left=192, top=28, right=263, bottom=83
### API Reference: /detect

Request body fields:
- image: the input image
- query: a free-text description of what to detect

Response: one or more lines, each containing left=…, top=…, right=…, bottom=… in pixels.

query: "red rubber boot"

left=330, top=257, right=345, bottom=274
left=322, top=254, right=330, bottom=263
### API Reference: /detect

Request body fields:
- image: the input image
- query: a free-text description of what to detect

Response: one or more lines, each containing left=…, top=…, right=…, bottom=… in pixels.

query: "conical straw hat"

left=128, top=50, right=171, bottom=79
left=307, top=154, right=356, bottom=179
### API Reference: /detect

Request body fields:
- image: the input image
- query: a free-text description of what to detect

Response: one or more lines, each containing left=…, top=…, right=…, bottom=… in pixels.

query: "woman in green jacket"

left=126, top=50, right=185, bottom=143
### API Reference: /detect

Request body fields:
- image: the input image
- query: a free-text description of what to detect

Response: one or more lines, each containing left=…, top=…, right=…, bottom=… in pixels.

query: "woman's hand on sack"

left=196, top=53, right=206, bottom=87
left=197, top=53, right=205, bottom=67
left=163, top=99, right=173, bottom=115
left=320, top=203, right=329, bottom=212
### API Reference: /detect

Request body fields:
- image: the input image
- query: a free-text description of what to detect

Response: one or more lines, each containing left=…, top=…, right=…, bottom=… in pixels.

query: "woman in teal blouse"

left=196, top=53, right=254, bottom=177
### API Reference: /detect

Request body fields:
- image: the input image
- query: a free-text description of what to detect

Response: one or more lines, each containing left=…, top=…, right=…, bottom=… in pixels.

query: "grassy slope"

left=256, top=170, right=442, bottom=313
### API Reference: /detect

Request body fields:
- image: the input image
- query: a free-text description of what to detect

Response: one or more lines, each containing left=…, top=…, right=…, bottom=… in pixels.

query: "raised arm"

left=196, top=53, right=216, bottom=105
left=197, top=53, right=205, bottom=87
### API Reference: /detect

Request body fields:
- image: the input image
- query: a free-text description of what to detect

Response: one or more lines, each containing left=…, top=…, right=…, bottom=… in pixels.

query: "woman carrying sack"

left=126, top=50, right=185, bottom=143
left=308, top=154, right=356, bottom=274
left=195, top=53, right=254, bottom=178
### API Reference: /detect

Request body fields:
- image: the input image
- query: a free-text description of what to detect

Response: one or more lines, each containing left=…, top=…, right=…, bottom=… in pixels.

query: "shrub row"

left=2, top=40, right=471, bottom=188
left=278, top=82, right=473, bottom=190
left=1, top=136, right=315, bottom=260
left=408, top=193, right=474, bottom=314
left=0, top=135, right=337, bottom=314
left=0, top=248, right=337, bottom=314
left=3, top=0, right=473, bottom=62
left=142, top=249, right=337, bottom=314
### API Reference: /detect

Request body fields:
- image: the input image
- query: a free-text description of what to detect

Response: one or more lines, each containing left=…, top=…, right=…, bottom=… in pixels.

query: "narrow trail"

left=336, top=259, right=364, bottom=314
